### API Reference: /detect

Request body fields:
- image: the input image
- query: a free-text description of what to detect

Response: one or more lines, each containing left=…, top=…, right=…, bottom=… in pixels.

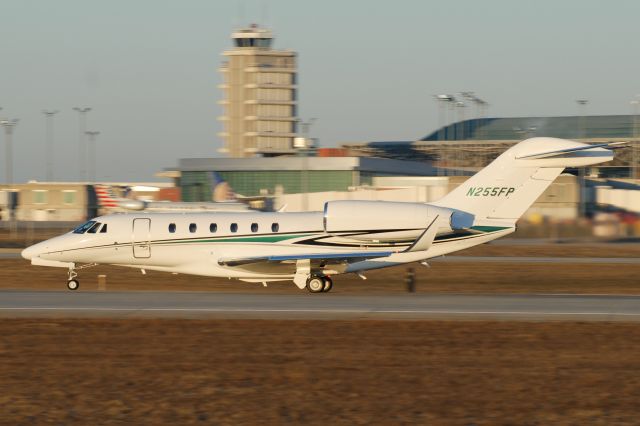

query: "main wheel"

left=322, top=276, right=333, bottom=292
left=306, top=276, right=324, bottom=293
left=67, top=279, right=79, bottom=291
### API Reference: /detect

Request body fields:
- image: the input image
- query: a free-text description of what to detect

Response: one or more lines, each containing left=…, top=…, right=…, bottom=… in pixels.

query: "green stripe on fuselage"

left=470, top=226, right=512, bottom=232
left=153, top=233, right=316, bottom=245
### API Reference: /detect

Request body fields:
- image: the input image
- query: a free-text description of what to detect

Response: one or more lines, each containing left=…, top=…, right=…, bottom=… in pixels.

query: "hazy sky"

left=2, top=0, right=639, bottom=182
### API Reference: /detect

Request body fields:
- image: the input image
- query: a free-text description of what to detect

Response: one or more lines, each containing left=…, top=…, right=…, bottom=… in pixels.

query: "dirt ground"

left=2, top=253, right=639, bottom=294
left=0, top=319, right=639, bottom=425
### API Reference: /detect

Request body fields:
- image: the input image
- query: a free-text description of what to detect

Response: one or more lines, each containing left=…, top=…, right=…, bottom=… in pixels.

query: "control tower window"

left=234, top=38, right=271, bottom=48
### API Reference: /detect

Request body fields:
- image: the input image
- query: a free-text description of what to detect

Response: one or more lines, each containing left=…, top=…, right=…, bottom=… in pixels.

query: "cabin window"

left=251, top=223, right=258, bottom=233
left=271, top=223, right=279, bottom=232
left=168, top=223, right=176, bottom=233
left=189, top=223, right=197, bottom=233
left=230, top=223, right=238, bottom=233
left=210, top=223, right=217, bottom=233
left=100, top=224, right=108, bottom=233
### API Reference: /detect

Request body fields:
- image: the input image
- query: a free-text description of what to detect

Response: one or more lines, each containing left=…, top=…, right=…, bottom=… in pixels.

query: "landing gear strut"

left=65, top=263, right=97, bottom=291
left=306, top=275, right=333, bottom=293
left=67, top=265, right=79, bottom=291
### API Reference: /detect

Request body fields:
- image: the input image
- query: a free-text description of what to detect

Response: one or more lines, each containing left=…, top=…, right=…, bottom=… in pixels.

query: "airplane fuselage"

left=22, top=210, right=512, bottom=285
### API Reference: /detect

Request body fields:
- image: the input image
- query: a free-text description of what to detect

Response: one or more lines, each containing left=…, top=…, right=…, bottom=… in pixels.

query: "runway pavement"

left=1, top=291, right=640, bottom=321
left=2, top=250, right=639, bottom=264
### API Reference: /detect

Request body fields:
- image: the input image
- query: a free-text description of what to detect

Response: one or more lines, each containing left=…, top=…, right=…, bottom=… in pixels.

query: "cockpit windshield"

left=73, top=221, right=97, bottom=234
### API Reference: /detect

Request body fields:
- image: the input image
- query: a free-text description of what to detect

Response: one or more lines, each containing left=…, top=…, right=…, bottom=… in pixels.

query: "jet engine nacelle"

left=118, top=199, right=147, bottom=211
left=322, top=200, right=473, bottom=242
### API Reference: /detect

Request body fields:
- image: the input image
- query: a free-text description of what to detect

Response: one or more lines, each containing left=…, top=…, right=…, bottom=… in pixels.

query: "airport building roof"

left=340, top=115, right=639, bottom=177
left=421, top=114, right=638, bottom=141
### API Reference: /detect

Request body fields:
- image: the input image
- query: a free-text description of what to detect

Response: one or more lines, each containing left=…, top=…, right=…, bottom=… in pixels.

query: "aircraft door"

left=132, top=218, right=151, bottom=258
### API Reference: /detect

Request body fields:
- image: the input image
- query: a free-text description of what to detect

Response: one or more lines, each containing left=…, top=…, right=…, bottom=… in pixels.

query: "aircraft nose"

left=21, top=246, right=35, bottom=260
left=22, top=242, right=45, bottom=260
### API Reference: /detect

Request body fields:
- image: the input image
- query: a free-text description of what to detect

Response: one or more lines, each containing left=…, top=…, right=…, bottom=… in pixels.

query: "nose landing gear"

left=305, top=275, right=333, bottom=293
left=67, top=265, right=80, bottom=291
left=65, top=263, right=97, bottom=291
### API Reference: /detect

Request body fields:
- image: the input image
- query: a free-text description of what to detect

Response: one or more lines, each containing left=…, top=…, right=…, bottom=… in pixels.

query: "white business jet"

left=22, top=138, right=618, bottom=293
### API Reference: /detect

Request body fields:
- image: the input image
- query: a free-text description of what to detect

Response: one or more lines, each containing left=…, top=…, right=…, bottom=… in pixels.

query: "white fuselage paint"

left=21, top=210, right=508, bottom=283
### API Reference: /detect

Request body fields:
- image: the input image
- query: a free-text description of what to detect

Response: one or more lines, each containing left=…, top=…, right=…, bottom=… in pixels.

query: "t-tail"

left=431, top=137, right=616, bottom=225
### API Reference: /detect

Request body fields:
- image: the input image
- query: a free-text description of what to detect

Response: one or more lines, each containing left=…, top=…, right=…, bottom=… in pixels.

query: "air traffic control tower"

left=218, top=24, right=298, bottom=157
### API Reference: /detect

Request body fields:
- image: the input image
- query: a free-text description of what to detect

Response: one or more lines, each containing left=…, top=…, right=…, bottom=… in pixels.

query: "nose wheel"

left=63, top=263, right=97, bottom=291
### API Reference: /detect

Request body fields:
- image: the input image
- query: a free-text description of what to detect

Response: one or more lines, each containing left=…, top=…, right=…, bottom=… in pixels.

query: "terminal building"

left=176, top=156, right=437, bottom=201
left=217, top=25, right=298, bottom=157
left=342, top=115, right=640, bottom=178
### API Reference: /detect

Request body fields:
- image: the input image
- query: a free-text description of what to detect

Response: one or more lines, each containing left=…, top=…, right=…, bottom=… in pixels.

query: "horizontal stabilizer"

left=516, top=142, right=623, bottom=160
left=219, top=251, right=394, bottom=267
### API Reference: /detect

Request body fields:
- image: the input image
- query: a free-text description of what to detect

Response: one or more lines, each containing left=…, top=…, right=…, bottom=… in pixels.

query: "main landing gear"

left=306, top=275, right=333, bottom=293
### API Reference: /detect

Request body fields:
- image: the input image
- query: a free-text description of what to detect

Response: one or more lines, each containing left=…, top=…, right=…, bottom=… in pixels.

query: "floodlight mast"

left=85, top=131, right=100, bottom=182
left=631, top=97, right=640, bottom=180
left=575, top=99, right=589, bottom=217
left=1, top=118, right=19, bottom=184
left=42, top=110, right=59, bottom=181
left=73, top=107, right=92, bottom=181
left=434, top=94, right=455, bottom=141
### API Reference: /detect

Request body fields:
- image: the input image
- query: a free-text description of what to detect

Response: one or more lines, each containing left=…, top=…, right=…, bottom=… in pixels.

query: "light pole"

left=454, top=101, right=467, bottom=176
left=434, top=95, right=456, bottom=176
left=299, top=118, right=316, bottom=212
left=73, top=107, right=92, bottom=181
left=460, top=92, right=489, bottom=140
left=1, top=119, right=19, bottom=184
left=576, top=99, right=589, bottom=217
left=631, top=98, right=640, bottom=180
left=85, top=131, right=100, bottom=182
left=300, top=117, right=316, bottom=142
left=42, top=110, right=59, bottom=181
left=434, top=95, right=455, bottom=141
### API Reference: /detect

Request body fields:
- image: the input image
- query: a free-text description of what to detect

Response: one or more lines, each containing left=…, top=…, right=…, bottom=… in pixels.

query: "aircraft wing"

left=218, top=250, right=394, bottom=268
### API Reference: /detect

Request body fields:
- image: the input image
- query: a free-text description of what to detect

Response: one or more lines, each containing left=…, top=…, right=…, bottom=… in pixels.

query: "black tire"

left=322, top=277, right=333, bottom=292
left=306, top=276, right=324, bottom=293
left=67, top=279, right=79, bottom=291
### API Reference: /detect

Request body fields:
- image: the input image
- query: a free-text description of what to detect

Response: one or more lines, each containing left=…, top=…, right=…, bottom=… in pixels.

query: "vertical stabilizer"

left=431, top=137, right=614, bottom=223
